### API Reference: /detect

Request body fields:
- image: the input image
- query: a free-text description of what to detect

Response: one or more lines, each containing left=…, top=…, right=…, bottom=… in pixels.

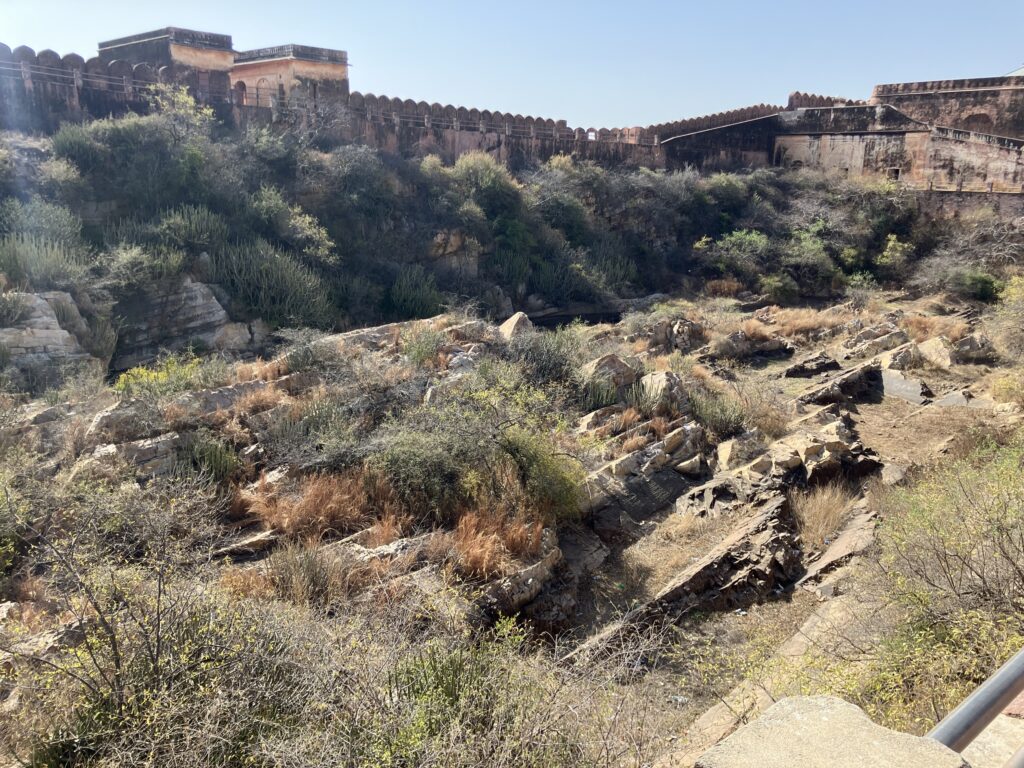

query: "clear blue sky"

left=4, top=0, right=1022, bottom=128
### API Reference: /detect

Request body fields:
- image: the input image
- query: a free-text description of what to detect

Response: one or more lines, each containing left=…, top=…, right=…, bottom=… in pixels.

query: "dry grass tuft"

left=220, top=566, right=276, bottom=600
left=234, top=386, right=288, bottom=416
left=648, top=416, right=670, bottom=439
left=901, top=315, right=970, bottom=343
left=616, top=407, right=642, bottom=434
left=740, top=318, right=774, bottom=341
left=790, top=482, right=855, bottom=550
left=235, top=357, right=289, bottom=383
left=363, top=513, right=408, bottom=548
left=451, top=513, right=508, bottom=579
left=769, top=307, right=854, bottom=339
left=243, top=471, right=371, bottom=539
left=705, top=278, right=743, bottom=297
left=621, top=434, right=650, bottom=454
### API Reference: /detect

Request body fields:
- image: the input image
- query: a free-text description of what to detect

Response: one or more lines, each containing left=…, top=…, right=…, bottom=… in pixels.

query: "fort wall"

left=871, top=77, right=1024, bottom=139
left=1, top=30, right=1023, bottom=192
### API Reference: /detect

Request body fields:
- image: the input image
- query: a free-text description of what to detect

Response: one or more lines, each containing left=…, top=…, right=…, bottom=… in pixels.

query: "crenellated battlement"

left=1, top=27, right=1023, bottom=187
left=872, top=76, right=1024, bottom=99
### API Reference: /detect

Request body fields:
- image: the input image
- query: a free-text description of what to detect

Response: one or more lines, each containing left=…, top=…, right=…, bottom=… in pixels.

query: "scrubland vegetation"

left=0, top=87, right=1023, bottom=766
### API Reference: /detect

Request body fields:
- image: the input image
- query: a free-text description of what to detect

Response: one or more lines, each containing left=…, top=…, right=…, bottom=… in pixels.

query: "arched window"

left=233, top=80, right=247, bottom=106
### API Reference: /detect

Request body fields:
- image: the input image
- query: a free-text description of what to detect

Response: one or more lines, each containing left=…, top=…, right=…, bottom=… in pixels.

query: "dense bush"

left=210, top=240, right=333, bottom=327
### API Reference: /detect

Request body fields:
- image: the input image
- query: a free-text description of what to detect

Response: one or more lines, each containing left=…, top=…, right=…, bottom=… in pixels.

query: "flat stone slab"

left=881, top=370, right=933, bottom=405
left=695, top=696, right=968, bottom=768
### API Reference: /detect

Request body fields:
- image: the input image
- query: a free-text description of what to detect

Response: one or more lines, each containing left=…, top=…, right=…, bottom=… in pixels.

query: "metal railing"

left=928, top=646, right=1024, bottom=767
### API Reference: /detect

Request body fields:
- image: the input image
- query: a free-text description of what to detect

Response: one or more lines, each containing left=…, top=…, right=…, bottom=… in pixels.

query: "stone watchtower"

left=94, top=27, right=348, bottom=108
left=97, top=28, right=235, bottom=100
left=231, top=44, right=348, bottom=108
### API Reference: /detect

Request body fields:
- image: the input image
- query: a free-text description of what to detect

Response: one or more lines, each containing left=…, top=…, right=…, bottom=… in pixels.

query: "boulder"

left=880, top=343, right=922, bottom=371
left=717, top=430, right=766, bottom=470
left=918, top=336, right=956, bottom=369
left=712, top=331, right=793, bottom=360
left=952, top=332, right=997, bottom=364
left=675, top=455, right=703, bottom=475
left=580, top=353, right=638, bottom=391
left=694, top=696, right=967, bottom=768
left=843, top=329, right=908, bottom=358
left=85, top=400, right=161, bottom=445
left=639, top=371, right=690, bottom=414
left=497, top=311, right=533, bottom=341
left=671, top=318, right=706, bottom=352
left=881, top=370, right=933, bottom=405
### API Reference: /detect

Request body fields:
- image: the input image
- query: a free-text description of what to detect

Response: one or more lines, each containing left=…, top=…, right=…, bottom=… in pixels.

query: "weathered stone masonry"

left=1, top=27, right=1022, bottom=192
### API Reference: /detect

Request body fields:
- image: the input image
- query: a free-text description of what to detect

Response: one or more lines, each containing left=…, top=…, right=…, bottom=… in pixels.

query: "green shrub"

left=184, top=431, right=240, bottom=482
left=390, top=264, right=443, bottom=319
left=368, top=429, right=465, bottom=524
left=759, top=273, right=800, bottom=305
left=51, top=122, right=107, bottom=173
left=0, top=291, right=29, bottom=326
left=210, top=240, right=333, bottom=327
left=0, top=196, right=84, bottom=248
left=505, top=326, right=583, bottom=386
left=109, top=243, right=187, bottom=285
left=155, top=204, right=230, bottom=253
left=114, top=354, right=199, bottom=398
left=0, top=234, right=86, bottom=290
left=499, top=426, right=583, bottom=521
left=950, top=269, right=1000, bottom=302
left=403, top=325, right=445, bottom=368
left=252, top=185, right=336, bottom=266
left=690, top=387, right=745, bottom=440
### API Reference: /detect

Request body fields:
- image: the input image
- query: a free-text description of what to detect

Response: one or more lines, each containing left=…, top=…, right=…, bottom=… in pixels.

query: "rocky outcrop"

left=0, top=292, right=93, bottom=370
left=111, top=276, right=262, bottom=370
left=568, top=495, right=801, bottom=661
left=918, top=333, right=997, bottom=370
left=694, top=696, right=968, bottom=768
left=711, top=331, right=794, bottom=360
left=783, top=352, right=840, bottom=378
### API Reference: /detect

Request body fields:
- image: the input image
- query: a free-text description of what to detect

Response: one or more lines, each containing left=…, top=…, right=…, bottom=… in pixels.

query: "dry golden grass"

left=220, top=566, right=276, bottom=600
left=243, top=471, right=371, bottom=539
left=648, top=416, right=670, bottom=439
left=363, top=513, right=408, bottom=548
left=705, top=278, right=743, bottom=297
left=769, top=307, right=854, bottom=339
left=451, top=514, right=508, bottom=579
left=234, top=386, right=288, bottom=416
left=616, top=407, right=642, bottom=434
left=161, top=402, right=190, bottom=429
left=234, top=357, right=289, bottom=383
left=992, top=370, right=1024, bottom=406
left=790, top=482, right=855, bottom=550
left=621, top=434, right=650, bottom=454
left=630, top=338, right=652, bottom=354
left=740, top=318, right=774, bottom=341
left=901, top=314, right=970, bottom=343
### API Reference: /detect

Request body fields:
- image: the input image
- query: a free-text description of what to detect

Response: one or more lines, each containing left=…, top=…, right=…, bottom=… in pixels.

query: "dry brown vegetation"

left=790, top=482, right=855, bottom=549
left=234, top=357, right=289, bottom=382
left=740, top=318, right=774, bottom=341
left=233, top=385, right=288, bottom=415
left=767, top=306, right=855, bottom=339
left=901, top=314, right=970, bottom=343
left=705, top=278, right=743, bottom=297
left=241, top=470, right=371, bottom=539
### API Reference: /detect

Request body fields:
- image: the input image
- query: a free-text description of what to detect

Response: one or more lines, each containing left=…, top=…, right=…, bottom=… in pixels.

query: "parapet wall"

left=0, top=43, right=233, bottom=132
left=871, top=76, right=1024, bottom=140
